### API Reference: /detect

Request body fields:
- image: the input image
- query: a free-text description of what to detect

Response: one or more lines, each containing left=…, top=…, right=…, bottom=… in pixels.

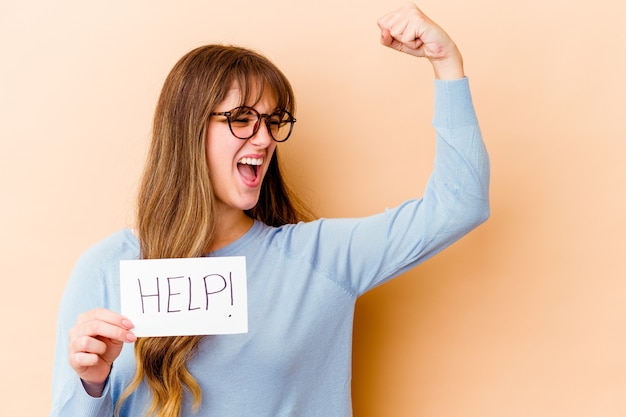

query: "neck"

left=206, top=209, right=254, bottom=253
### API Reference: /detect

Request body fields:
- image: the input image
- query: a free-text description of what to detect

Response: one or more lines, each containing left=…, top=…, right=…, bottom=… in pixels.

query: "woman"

left=50, top=3, right=490, bottom=417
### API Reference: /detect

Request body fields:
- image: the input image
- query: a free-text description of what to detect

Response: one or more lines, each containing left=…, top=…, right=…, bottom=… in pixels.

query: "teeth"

left=238, top=157, right=263, bottom=166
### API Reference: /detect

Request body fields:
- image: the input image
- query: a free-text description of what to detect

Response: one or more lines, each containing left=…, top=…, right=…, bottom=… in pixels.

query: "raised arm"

left=285, top=4, right=489, bottom=295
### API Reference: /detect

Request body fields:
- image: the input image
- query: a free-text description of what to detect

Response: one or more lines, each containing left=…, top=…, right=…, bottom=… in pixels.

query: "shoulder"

left=258, top=215, right=387, bottom=255
left=73, top=229, right=140, bottom=274
left=59, top=229, right=140, bottom=321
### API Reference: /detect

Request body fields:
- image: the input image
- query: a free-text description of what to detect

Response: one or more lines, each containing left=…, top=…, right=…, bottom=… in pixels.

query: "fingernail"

left=126, top=332, right=137, bottom=342
left=122, top=319, right=134, bottom=329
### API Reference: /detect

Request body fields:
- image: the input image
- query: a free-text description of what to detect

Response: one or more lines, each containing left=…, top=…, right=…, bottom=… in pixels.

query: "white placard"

left=120, top=256, right=247, bottom=337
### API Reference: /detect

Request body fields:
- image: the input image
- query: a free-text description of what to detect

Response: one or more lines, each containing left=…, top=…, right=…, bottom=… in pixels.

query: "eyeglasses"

left=210, top=106, right=296, bottom=142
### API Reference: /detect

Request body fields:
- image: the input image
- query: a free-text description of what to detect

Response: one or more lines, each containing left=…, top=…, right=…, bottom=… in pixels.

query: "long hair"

left=116, top=44, right=313, bottom=417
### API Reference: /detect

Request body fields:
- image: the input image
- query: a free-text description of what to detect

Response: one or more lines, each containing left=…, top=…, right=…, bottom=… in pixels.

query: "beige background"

left=2, top=0, right=625, bottom=415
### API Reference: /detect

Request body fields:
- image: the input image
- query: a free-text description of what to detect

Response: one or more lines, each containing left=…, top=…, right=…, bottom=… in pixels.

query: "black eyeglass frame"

left=210, top=106, right=296, bottom=143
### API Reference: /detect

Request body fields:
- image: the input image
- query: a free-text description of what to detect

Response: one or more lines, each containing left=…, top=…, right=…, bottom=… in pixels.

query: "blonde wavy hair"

left=115, top=44, right=313, bottom=417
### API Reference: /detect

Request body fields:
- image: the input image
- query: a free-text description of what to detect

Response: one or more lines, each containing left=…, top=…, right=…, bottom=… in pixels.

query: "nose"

left=248, top=117, right=273, bottom=147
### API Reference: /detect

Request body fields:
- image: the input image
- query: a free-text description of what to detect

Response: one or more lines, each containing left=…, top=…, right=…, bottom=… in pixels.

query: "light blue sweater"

left=50, top=78, right=490, bottom=417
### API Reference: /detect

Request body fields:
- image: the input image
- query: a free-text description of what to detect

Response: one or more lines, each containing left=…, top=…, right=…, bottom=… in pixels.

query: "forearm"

left=428, top=77, right=490, bottom=232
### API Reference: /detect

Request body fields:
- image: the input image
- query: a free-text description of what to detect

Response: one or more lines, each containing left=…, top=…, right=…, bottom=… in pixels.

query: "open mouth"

left=237, top=157, right=263, bottom=183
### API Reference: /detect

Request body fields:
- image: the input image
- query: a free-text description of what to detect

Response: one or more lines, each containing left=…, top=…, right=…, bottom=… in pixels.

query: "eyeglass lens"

left=228, top=106, right=293, bottom=142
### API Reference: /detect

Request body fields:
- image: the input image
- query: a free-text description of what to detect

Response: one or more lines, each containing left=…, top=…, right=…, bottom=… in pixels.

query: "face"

left=206, top=84, right=278, bottom=217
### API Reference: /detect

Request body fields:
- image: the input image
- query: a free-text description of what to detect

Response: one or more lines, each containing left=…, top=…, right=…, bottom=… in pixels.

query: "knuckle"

left=78, top=336, right=91, bottom=351
left=116, top=328, right=126, bottom=342
left=91, top=308, right=105, bottom=322
left=69, top=352, right=86, bottom=369
left=86, top=320, right=102, bottom=336
left=68, top=352, right=78, bottom=368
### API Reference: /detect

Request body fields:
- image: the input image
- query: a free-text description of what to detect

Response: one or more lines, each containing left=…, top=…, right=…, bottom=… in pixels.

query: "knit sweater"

left=50, top=78, right=490, bottom=417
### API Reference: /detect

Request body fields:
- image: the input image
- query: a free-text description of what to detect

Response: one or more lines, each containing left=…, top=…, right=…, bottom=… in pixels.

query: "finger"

left=377, top=3, right=417, bottom=30
left=402, top=35, right=424, bottom=51
left=70, top=334, right=108, bottom=356
left=76, top=308, right=134, bottom=330
left=70, top=319, right=136, bottom=344
left=69, top=335, right=125, bottom=370
left=69, top=351, right=102, bottom=369
left=379, top=19, right=420, bottom=54
left=380, top=28, right=394, bottom=47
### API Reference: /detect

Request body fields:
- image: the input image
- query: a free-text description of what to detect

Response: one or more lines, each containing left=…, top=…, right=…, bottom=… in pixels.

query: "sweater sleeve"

left=287, top=77, right=490, bottom=296
left=49, top=232, right=134, bottom=417
left=49, top=258, right=114, bottom=416
left=382, top=77, right=489, bottom=279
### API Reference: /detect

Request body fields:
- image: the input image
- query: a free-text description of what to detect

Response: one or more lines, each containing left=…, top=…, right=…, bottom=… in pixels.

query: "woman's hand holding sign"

left=67, top=308, right=136, bottom=397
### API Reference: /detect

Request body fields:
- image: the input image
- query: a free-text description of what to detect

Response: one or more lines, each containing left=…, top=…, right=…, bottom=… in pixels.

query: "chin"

left=240, top=195, right=262, bottom=211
